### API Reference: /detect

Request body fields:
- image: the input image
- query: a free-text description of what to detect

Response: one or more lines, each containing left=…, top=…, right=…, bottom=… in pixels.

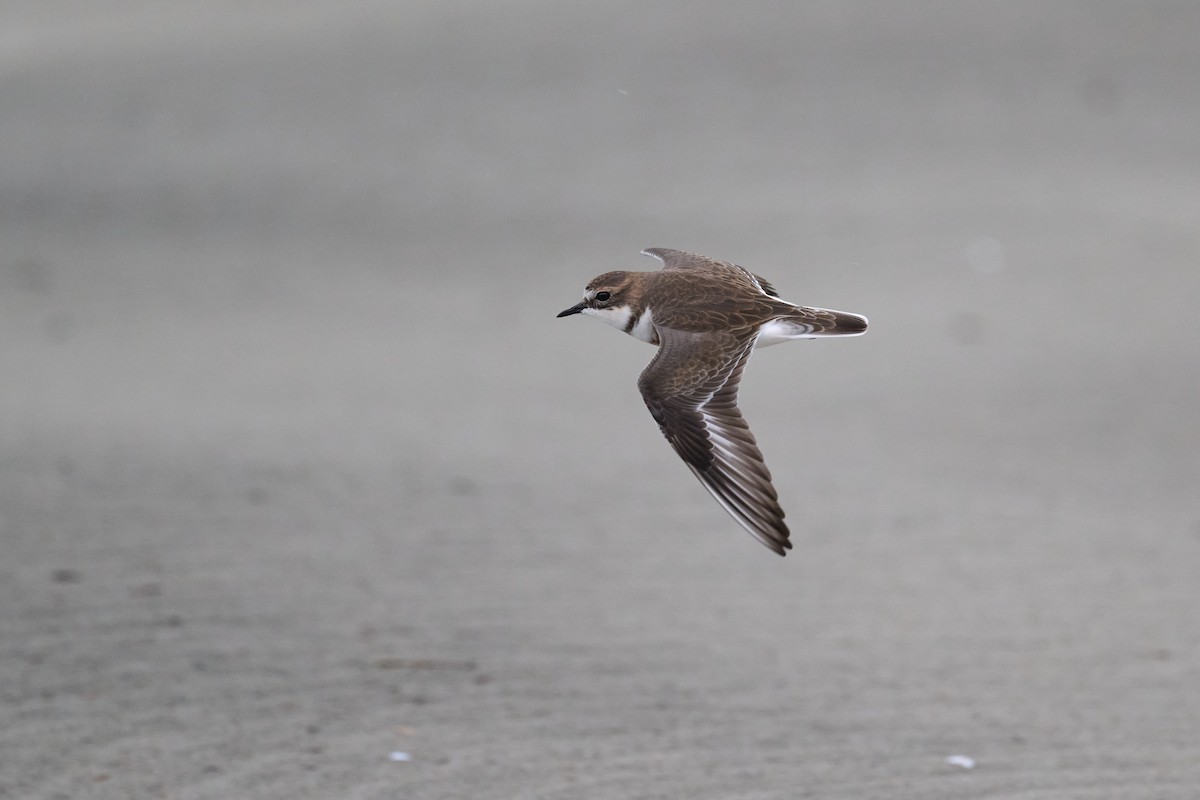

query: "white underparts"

left=628, top=307, right=656, bottom=343
left=755, top=318, right=819, bottom=347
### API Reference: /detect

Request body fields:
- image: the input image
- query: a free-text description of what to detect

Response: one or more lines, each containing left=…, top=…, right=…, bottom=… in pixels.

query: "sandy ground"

left=3, top=2, right=1200, bottom=798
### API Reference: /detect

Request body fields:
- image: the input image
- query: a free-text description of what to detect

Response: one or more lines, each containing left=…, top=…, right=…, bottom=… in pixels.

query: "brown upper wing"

left=637, top=325, right=791, bottom=555
left=641, top=247, right=780, bottom=298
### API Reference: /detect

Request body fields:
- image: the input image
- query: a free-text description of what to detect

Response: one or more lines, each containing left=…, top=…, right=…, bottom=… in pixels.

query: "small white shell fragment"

left=946, top=754, right=976, bottom=769
left=389, top=751, right=412, bottom=762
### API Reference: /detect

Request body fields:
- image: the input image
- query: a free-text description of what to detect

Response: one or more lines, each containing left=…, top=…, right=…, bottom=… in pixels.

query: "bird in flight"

left=557, top=248, right=867, bottom=555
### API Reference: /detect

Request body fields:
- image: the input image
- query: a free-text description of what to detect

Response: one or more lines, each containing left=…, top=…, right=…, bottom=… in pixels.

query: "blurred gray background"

left=3, top=2, right=1199, bottom=798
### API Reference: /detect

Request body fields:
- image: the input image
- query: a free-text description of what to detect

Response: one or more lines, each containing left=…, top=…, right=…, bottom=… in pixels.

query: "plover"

left=557, top=248, right=867, bottom=556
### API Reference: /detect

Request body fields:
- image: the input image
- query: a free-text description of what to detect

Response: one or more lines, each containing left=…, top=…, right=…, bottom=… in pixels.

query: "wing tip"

left=762, top=528, right=792, bottom=556
left=687, top=463, right=793, bottom=557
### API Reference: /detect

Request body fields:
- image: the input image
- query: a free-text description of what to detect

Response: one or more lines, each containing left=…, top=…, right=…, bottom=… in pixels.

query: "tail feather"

left=814, top=307, right=868, bottom=336
left=756, top=307, right=867, bottom=347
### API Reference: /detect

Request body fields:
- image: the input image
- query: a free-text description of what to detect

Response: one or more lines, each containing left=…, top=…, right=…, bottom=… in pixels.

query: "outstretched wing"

left=641, top=247, right=780, bottom=298
left=637, top=325, right=791, bottom=555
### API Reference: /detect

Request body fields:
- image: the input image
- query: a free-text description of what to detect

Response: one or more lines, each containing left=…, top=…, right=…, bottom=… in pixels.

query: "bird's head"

left=556, top=271, right=640, bottom=331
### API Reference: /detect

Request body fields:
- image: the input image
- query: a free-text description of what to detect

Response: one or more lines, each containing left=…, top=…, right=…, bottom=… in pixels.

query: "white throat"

left=583, top=304, right=656, bottom=343
left=582, top=304, right=634, bottom=332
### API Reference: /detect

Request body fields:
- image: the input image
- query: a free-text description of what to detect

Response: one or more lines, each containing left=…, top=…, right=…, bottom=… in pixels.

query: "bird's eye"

left=595, top=291, right=611, bottom=302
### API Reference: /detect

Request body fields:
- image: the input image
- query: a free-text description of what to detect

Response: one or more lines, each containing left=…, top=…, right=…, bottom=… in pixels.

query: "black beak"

left=557, top=302, right=586, bottom=318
